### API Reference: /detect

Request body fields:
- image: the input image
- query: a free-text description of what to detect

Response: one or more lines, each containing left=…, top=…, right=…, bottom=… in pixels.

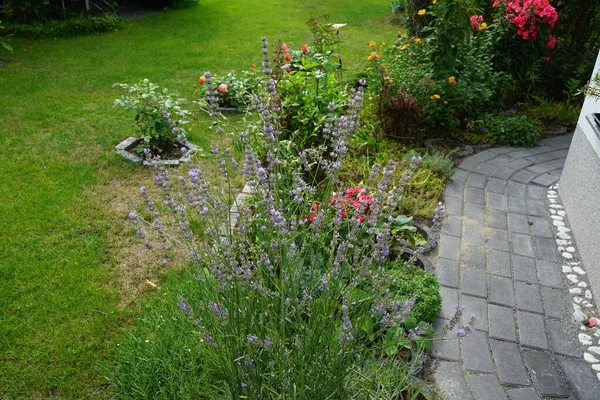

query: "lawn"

left=0, top=1, right=398, bottom=398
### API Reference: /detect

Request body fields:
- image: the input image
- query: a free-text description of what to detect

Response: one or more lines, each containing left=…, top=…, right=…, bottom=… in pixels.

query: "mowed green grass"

left=0, top=1, right=397, bottom=398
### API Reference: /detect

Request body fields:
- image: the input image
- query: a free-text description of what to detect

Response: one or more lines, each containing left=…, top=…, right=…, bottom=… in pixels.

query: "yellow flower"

left=478, top=22, right=487, bottom=31
left=430, top=94, right=441, bottom=100
left=443, top=100, right=449, bottom=104
left=415, top=38, right=423, bottom=44
left=380, top=41, right=387, bottom=49
left=366, top=67, right=372, bottom=71
left=432, top=0, right=437, bottom=3
left=448, top=76, right=456, bottom=85
left=401, top=34, right=408, bottom=39
left=401, top=44, right=410, bottom=51
left=368, top=51, right=379, bottom=61
left=369, top=41, right=377, bottom=47
left=418, top=9, right=426, bottom=15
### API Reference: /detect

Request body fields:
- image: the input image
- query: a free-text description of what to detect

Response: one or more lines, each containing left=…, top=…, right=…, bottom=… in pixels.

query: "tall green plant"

left=0, top=20, right=12, bottom=52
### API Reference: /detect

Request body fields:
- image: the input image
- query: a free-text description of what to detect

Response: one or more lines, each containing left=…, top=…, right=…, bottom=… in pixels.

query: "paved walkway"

left=432, top=134, right=600, bottom=399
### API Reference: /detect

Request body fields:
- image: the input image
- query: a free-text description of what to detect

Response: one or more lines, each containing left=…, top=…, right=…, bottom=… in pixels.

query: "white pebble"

left=558, top=210, right=566, bottom=216
left=574, top=267, right=586, bottom=275
left=550, top=208, right=557, bottom=214
left=596, top=373, right=600, bottom=382
left=584, top=301, right=594, bottom=308
left=588, top=346, right=600, bottom=356
left=551, top=215, right=563, bottom=220
left=557, top=239, right=570, bottom=245
left=582, top=335, right=595, bottom=346
left=549, top=198, right=557, bottom=203
left=571, top=262, right=581, bottom=265
left=548, top=190, right=557, bottom=194
left=586, top=290, right=593, bottom=299
left=574, top=296, right=583, bottom=304
left=554, top=220, right=566, bottom=227
left=567, top=246, right=576, bottom=253
left=570, top=288, right=583, bottom=295
left=585, top=352, right=599, bottom=363
left=563, top=266, right=573, bottom=273
left=548, top=195, right=558, bottom=199
left=580, top=282, right=589, bottom=288
left=595, top=331, right=600, bottom=338
left=563, top=252, right=574, bottom=259
left=575, top=309, right=588, bottom=321
left=558, top=246, right=566, bottom=252
left=593, top=364, right=600, bottom=372
left=557, top=232, right=572, bottom=240
left=550, top=204, right=564, bottom=208
left=558, top=226, right=571, bottom=233
left=567, top=274, right=580, bottom=283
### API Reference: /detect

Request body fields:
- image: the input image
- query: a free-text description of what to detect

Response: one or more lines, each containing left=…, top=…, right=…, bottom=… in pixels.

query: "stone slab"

left=489, top=304, right=517, bottom=342
left=522, top=350, right=569, bottom=397
left=491, top=339, right=530, bottom=386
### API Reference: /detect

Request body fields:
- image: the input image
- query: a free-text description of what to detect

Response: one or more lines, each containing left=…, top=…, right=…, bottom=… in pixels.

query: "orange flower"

left=369, top=41, right=377, bottom=47
left=198, top=75, right=206, bottom=84
left=448, top=76, right=456, bottom=85
left=430, top=94, right=441, bottom=100
left=368, top=51, right=379, bottom=61
left=401, top=44, right=410, bottom=50
left=415, top=38, right=422, bottom=44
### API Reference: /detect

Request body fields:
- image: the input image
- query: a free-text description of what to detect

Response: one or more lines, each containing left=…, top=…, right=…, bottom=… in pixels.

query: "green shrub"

left=388, top=266, right=441, bottom=323
left=0, top=20, right=12, bottom=52
left=478, top=110, right=541, bottom=147
left=6, top=14, right=122, bottom=37
left=525, top=98, right=580, bottom=127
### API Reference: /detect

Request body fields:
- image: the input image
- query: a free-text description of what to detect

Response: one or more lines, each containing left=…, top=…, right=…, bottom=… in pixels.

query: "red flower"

left=547, top=34, right=556, bottom=49
left=198, top=75, right=206, bottom=84
left=251, top=63, right=256, bottom=70
left=284, top=53, right=292, bottom=62
left=301, top=44, right=309, bottom=53
left=308, top=213, right=317, bottom=222
left=311, top=203, right=319, bottom=211
left=283, top=64, right=291, bottom=72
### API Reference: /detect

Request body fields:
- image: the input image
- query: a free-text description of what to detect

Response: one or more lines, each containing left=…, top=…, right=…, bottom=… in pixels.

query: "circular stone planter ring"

left=424, top=138, right=474, bottom=158
left=390, top=247, right=435, bottom=273
left=394, top=222, right=437, bottom=255
left=115, top=137, right=199, bottom=167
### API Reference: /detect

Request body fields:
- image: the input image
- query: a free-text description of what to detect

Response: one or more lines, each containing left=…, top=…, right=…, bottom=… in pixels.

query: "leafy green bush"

left=477, top=110, right=541, bottom=147
left=388, top=266, right=441, bottom=323
left=0, top=20, right=12, bottom=52
left=114, top=79, right=191, bottom=155
left=5, top=14, right=122, bottom=37
left=196, top=68, right=262, bottom=111
left=525, top=98, right=580, bottom=127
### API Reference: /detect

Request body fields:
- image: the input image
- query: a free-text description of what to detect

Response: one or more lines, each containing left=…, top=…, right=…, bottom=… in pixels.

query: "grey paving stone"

left=511, top=233, right=535, bottom=258
left=526, top=199, right=547, bottom=217
left=467, top=374, right=507, bottom=400
left=506, top=387, right=542, bottom=400
left=534, top=237, right=559, bottom=263
left=460, top=295, right=488, bottom=331
left=440, top=286, right=459, bottom=319
left=436, top=258, right=460, bottom=288
left=461, top=267, right=487, bottom=298
left=445, top=196, right=463, bottom=216
left=434, top=361, right=474, bottom=400
left=487, top=177, right=507, bottom=194
left=532, top=173, right=559, bottom=187
left=537, top=260, right=565, bottom=289
left=542, top=135, right=573, bottom=149
left=474, top=162, right=500, bottom=176
left=486, top=192, right=507, bottom=211
left=506, top=181, right=527, bottom=199
left=539, top=286, right=565, bottom=319
left=527, top=161, right=559, bottom=175
left=507, top=157, right=535, bottom=170
left=489, top=155, right=514, bottom=166
left=527, top=153, right=557, bottom=164
left=515, top=282, right=543, bottom=313
left=487, top=228, right=510, bottom=252
left=508, top=195, right=528, bottom=214
left=490, top=166, right=516, bottom=179
left=489, top=304, right=517, bottom=342
left=549, top=158, right=567, bottom=169
left=441, top=215, right=463, bottom=237
left=462, top=244, right=486, bottom=269
left=546, top=318, right=581, bottom=358
left=487, top=249, right=511, bottom=277
left=511, top=169, right=538, bottom=184
left=460, top=151, right=498, bottom=171
left=432, top=318, right=460, bottom=361
left=464, top=224, right=486, bottom=245
left=526, top=185, right=547, bottom=199
left=489, top=275, right=515, bottom=307
left=485, top=209, right=508, bottom=230
left=445, top=181, right=465, bottom=199
left=467, top=173, right=488, bottom=189
left=466, top=187, right=485, bottom=204
left=513, top=255, right=537, bottom=284
left=517, top=311, right=549, bottom=350
left=451, top=168, right=470, bottom=183
left=438, top=235, right=461, bottom=261
left=526, top=216, right=554, bottom=238
left=489, top=146, right=515, bottom=154
left=491, top=339, right=530, bottom=386
left=559, top=359, right=600, bottom=400
left=508, top=213, right=531, bottom=234
left=522, top=350, right=569, bottom=397
left=462, top=331, right=494, bottom=373
left=464, top=202, right=485, bottom=222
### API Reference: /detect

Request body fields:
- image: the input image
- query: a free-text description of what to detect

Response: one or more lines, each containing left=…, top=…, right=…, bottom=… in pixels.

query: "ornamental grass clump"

left=117, top=38, right=474, bottom=399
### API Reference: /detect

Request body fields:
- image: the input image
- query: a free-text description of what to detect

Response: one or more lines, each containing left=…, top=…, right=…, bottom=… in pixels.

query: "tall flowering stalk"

left=125, top=38, right=472, bottom=399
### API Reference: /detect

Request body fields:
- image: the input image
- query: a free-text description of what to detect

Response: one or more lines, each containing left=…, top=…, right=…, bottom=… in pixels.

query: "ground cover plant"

left=0, top=1, right=400, bottom=398
left=105, top=48, right=472, bottom=398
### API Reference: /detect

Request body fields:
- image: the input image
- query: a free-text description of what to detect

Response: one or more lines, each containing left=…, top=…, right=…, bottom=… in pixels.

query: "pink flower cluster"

left=470, top=15, right=484, bottom=29
left=329, top=187, right=374, bottom=222
left=493, top=0, right=558, bottom=46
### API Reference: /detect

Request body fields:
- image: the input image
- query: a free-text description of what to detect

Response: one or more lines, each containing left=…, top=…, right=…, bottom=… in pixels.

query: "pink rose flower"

left=218, top=84, right=228, bottom=93
left=301, top=44, right=309, bottom=53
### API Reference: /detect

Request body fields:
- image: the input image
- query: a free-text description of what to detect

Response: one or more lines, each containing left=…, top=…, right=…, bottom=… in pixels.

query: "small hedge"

left=6, top=14, right=122, bottom=38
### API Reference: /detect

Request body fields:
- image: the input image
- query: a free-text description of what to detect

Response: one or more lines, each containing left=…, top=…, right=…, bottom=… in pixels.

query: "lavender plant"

left=118, top=38, right=473, bottom=399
